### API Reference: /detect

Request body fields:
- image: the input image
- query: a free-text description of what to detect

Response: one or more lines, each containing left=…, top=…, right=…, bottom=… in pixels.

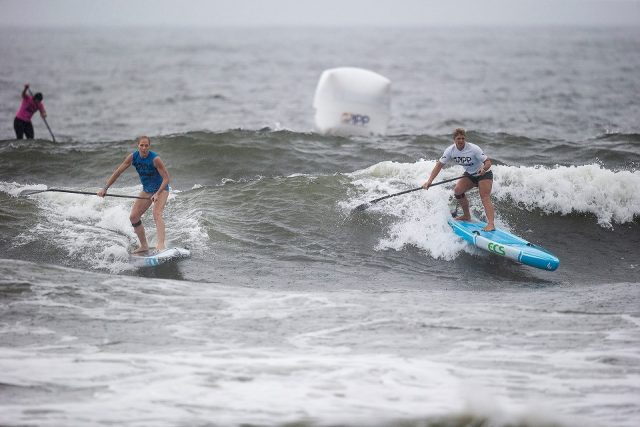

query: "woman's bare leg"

left=478, top=180, right=495, bottom=231
left=152, top=190, right=169, bottom=251
left=130, top=194, right=153, bottom=253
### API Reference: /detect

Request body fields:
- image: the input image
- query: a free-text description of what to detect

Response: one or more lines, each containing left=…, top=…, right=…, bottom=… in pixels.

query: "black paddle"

left=27, top=87, right=56, bottom=143
left=22, top=188, right=150, bottom=200
left=354, top=174, right=472, bottom=211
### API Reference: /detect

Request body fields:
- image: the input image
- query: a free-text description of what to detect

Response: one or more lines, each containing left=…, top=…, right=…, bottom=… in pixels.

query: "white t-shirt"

left=439, top=141, right=487, bottom=174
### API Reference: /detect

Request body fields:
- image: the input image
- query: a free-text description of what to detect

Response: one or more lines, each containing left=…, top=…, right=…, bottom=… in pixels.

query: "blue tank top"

left=132, top=151, right=164, bottom=193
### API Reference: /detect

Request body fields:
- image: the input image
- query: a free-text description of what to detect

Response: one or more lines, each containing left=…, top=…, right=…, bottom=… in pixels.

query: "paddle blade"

left=354, top=202, right=371, bottom=211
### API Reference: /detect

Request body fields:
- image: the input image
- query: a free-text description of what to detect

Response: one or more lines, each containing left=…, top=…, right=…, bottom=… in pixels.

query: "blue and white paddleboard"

left=448, top=218, right=559, bottom=271
left=129, top=247, right=190, bottom=267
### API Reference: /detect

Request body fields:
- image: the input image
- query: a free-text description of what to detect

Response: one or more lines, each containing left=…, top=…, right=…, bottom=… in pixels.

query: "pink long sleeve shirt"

left=15, top=96, right=46, bottom=122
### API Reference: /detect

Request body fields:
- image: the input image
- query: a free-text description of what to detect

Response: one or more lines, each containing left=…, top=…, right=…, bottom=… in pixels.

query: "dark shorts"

left=14, top=117, right=34, bottom=139
left=464, top=170, right=493, bottom=185
left=143, top=185, right=171, bottom=194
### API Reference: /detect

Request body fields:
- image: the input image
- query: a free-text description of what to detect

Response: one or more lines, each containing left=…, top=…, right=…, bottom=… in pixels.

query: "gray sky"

left=1, top=0, right=639, bottom=27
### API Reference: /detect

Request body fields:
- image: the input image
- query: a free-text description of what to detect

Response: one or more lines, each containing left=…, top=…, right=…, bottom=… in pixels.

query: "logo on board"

left=487, top=242, right=506, bottom=256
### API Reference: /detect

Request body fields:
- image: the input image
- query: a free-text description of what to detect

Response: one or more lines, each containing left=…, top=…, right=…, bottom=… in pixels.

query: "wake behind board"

left=129, top=247, right=190, bottom=267
left=448, top=218, right=559, bottom=271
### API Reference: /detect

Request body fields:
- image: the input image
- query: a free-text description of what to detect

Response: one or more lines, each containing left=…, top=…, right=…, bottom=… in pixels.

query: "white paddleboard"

left=129, top=247, right=190, bottom=267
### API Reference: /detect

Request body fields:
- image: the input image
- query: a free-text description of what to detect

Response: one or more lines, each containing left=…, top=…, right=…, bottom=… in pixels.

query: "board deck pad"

left=129, top=247, right=190, bottom=267
left=448, top=217, right=559, bottom=271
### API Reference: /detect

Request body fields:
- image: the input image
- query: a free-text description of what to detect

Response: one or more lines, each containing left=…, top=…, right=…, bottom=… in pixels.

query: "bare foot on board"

left=455, top=215, right=471, bottom=222
left=132, top=246, right=150, bottom=254
left=482, top=224, right=496, bottom=232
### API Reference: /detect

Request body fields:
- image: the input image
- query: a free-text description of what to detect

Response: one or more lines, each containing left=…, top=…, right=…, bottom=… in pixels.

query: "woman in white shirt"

left=422, top=128, right=495, bottom=231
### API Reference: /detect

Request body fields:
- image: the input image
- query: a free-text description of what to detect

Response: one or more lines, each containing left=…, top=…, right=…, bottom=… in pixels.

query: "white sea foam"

left=494, top=163, right=640, bottom=227
left=2, top=273, right=631, bottom=426
left=351, top=161, right=640, bottom=226
left=348, top=160, right=500, bottom=259
left=3, top=182, right=207, bottom=272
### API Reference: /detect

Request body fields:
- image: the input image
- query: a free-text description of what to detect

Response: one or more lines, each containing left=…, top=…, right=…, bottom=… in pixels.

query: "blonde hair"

left=453, top=128, right=466, bottom=138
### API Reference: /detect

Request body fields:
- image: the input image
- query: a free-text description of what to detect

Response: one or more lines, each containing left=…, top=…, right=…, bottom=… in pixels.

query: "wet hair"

left=34, top=92, right=43, bottom=102
left=137, top=135, right=151, bottom=145
left=453, top=128, right=466, bottom=138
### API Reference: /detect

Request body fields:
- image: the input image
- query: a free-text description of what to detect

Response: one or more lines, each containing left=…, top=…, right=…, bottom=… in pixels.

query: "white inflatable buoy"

left=313, top=67, right=391, bottom=136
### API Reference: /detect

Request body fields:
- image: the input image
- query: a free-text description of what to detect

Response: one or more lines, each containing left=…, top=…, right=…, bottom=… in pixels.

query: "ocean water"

left=1, top=27, right=639, bottom=426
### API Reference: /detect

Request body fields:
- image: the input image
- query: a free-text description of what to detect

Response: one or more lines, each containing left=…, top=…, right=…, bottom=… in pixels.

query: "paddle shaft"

left=364, top=187, right=422, bottom=206
left=27, top=87, right=56, bottom=142
left=358, top=174, right=471, bottom=209
left=27, top=188, right=149, bottom=200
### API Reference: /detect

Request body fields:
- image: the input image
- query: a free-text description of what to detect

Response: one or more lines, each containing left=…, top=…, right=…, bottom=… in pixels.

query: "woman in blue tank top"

left=97, top=136, right=171, bottom=253
left=132, top=150, right=164, bottom=193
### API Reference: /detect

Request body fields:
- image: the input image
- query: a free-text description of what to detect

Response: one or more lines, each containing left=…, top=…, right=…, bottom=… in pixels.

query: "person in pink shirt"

left=14, top=83, right=47, bottom=139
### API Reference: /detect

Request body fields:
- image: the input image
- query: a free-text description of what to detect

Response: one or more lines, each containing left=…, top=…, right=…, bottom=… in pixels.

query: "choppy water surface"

left=1, top=27, right=639, bottom=426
